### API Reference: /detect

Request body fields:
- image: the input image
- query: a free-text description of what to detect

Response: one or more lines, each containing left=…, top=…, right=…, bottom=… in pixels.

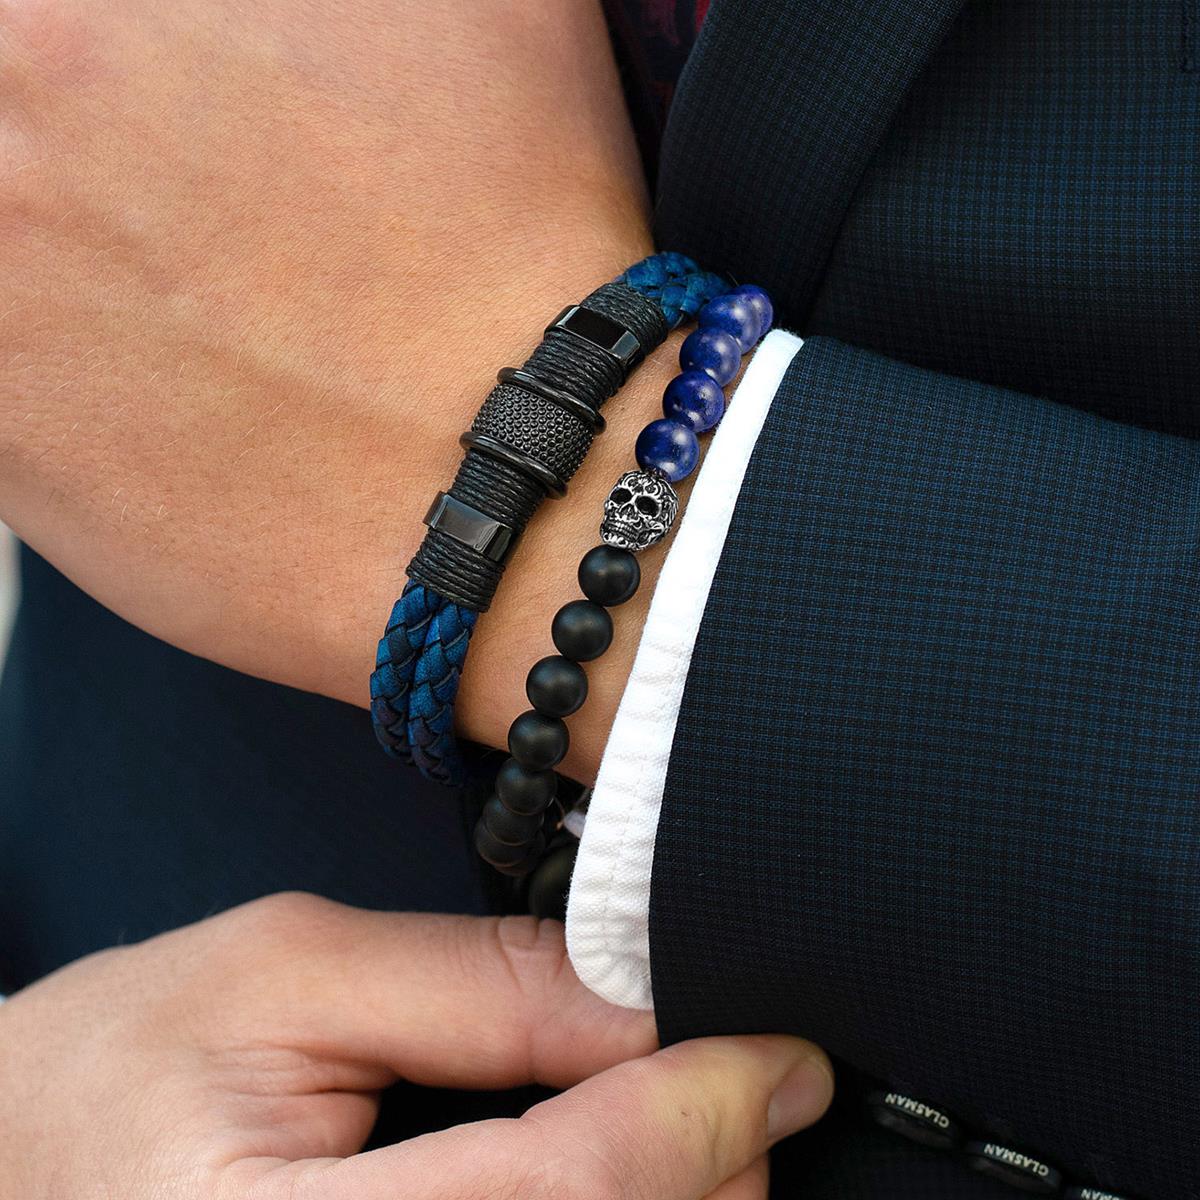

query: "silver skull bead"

left=600, top=470, right=679, bottom=552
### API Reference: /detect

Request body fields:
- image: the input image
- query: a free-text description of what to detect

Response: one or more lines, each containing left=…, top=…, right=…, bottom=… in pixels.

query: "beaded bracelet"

left=370, top=252, right=729, bottom=786
left=472, top=284, right=775, bottom=902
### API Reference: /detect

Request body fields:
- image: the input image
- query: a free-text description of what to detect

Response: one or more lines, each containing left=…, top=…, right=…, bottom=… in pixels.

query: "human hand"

left=0, top=895, right=833, bottom=1199
left=0, top=0, right=672, bottom=776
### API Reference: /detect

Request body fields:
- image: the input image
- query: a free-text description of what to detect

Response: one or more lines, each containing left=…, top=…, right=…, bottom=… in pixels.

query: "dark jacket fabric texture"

left=1, top=1, right=1196, bottom=1196
left=652, top=1, right=1200, bottom=1197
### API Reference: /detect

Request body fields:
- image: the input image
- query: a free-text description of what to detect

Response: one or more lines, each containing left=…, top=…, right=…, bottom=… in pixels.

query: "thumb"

left=261, top=1032, right=833, bottom=1200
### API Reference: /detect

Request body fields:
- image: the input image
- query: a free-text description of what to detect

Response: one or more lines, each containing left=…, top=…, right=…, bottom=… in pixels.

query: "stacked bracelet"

left=370, top=252, right=728, bottom=786
left=473, top=284, right=774, bottom=901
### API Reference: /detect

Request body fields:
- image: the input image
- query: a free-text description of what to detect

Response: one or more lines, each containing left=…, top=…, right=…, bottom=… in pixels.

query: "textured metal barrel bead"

left=963, top=1140, right=1064, bottom=1194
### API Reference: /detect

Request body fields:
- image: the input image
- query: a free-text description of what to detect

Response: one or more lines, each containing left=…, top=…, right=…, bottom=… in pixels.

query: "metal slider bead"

left=423, top=492, right=516, bottom=564
left=458, top=432, right=568, bottom=498
left=546, top=304, right=644, bottom=374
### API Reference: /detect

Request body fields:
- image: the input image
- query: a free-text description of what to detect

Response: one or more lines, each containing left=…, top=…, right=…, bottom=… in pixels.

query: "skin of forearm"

left=0, top=0, right=661, bottom=781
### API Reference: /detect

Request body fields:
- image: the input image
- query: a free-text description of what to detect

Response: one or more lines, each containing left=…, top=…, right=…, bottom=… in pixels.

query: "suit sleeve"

left=579, top=333, right=1200, bottom=1199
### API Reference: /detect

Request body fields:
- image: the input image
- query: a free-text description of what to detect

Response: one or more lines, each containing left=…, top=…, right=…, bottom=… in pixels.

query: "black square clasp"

left=546, top=305, right=644, bottom=375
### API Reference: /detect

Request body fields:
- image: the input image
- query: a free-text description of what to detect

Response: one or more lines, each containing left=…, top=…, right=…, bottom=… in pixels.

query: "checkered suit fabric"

left=651, top=2, right=1200, bottom=1197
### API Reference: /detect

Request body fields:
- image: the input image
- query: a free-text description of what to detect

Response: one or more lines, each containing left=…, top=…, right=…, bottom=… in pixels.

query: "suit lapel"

left=655, top=0, right=971, bottom=324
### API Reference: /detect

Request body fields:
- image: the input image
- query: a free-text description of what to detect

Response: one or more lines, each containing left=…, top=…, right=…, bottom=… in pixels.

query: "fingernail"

left=767, top=1051, right=834, bottom=1141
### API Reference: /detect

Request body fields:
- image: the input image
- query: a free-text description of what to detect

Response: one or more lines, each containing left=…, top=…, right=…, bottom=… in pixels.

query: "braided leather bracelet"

left=370, top=252, right=728, bottom=785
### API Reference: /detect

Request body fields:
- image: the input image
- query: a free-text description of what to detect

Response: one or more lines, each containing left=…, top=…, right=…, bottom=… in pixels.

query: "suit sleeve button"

left=964, top=1140, right=1063, bottom=1193
left=867, top=1090, right=962, bottom=1150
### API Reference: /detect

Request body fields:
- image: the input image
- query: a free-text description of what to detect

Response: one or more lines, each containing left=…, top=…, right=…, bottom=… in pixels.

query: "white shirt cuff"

left=565, top=329, right=805, bottom=1010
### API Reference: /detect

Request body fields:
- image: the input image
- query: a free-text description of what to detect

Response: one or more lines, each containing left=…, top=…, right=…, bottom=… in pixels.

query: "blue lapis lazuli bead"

left=679, top=327, right=741, bottom=386
left=730, top=284, right=774, bottom=341
left=699, top=293, right=759, bottom=353
left=635, top=418, right=700, bottom=483
left=663, top=369, right=726, bottom=432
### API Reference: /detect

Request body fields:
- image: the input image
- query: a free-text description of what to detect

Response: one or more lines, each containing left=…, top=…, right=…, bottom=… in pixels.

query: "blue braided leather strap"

left=371, top=251, right=727, bottom=786
left=619, top=251, right=727, bottom=329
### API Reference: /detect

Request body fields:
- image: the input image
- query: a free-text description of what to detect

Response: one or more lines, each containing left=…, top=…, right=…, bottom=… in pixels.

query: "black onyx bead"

left=491, top=832, right=546, bottom=877
left=495, top=756, right=557, bottom=815
left=867, top=1091, right=961, bottom=1151
left=482, top=795, right=545, bottom=845
left=578, top=545, right=641, bottom=607
left=963, top=1141, right=1063, bottom=1194
left=508, top=710, right=569, bottom=771
left=551, top=600, right=613, bottom=662
left=474, top=820, right=537, bottom=868
left=526, top=655, right=588, bottom=718
left=527, top=843, right=578, bottom=921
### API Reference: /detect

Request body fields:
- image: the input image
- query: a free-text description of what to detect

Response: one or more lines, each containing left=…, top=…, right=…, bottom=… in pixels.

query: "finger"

left=200, top=896, right=656, bottom=1089
left=258, top=1032, right=833, bottom=1200
left=703, top=1155, right=770, bottom=1200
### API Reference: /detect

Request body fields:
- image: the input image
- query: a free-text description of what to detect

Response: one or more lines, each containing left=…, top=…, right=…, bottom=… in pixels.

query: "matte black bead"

left=495, top=757, right=557, bottom=815
left=508, top=710, right=569, bottom=771
left=491, top=832, right=546, bottom=877
left=578, top=545, right=641, bottom=607
left=963, top=1141, right=1063, bottom=1194
left=474, top=820, right=537, bottom=868
left=482, top=795, right=546, bottom=845
left=526, top=655, right=588, bottom=718
left=527, top=843, right=578, bottom=920
left=867, top=1091, right=961, bottom=1151
left=551, top=600, right=613, bottom=662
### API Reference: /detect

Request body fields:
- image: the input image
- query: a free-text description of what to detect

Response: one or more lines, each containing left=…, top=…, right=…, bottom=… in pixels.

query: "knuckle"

left=212, top=891, right=344, bottom=954
left=492, top=916, right=569, bottom=996
left=521, top=1154, right=625, bottom=1200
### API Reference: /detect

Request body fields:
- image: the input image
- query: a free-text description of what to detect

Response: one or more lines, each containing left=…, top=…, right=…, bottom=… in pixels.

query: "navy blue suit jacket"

left=650, top=2, right=1200, bottom=1198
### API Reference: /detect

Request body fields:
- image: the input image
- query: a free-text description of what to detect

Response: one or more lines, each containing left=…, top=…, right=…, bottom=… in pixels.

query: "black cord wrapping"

left=406, top=281, right=667, bottom=611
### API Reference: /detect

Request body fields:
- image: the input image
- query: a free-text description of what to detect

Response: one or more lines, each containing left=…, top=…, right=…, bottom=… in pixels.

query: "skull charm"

left=600, top=470, right=679, bottom=552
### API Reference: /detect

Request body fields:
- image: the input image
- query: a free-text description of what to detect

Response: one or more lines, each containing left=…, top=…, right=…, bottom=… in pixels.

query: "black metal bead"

left=526, top=655, right=588, bottom=718
left=527, top=843, right=578, bottom=920
left=482, top=795, right=545, bottom=845
left=495, top=756, right=558, bottom=815
left=508, top=710, right=569, bottom=771
left=474, top=820, right=537, bottom=868
left=551, top=599, right=613, bottom=662
left=578, top=544, right=641, bottom=607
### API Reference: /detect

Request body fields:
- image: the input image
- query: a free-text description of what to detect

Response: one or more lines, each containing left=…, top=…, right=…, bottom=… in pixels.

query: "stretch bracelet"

left=370, top=252, right=728, bottom=786
left=472, top=284, right=775, bottom=901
